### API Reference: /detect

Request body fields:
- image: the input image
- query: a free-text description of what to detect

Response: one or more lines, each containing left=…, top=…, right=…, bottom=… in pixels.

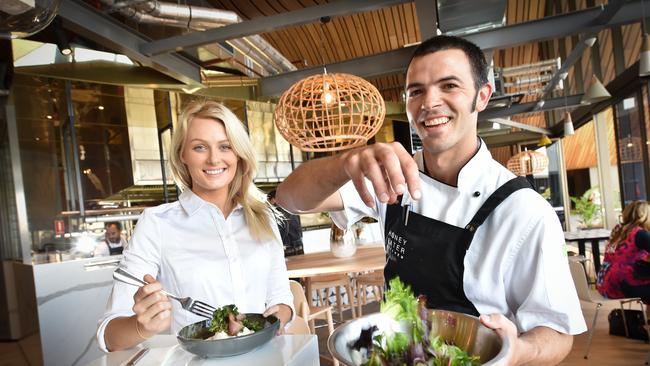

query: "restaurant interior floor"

left=1, top=299, right=649, bottom=366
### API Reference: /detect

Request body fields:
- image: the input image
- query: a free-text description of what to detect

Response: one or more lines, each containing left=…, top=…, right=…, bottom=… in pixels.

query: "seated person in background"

left=597, top=200, right=650, bottom=318
left=93, top=222, right=127, bottom=257
left=97, top=100, right=294, bottom=352
left=268, top=189, right=304, bottom=256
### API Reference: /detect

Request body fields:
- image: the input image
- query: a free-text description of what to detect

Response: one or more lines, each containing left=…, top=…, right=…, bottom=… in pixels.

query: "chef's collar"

left=179, top=189, right=243, bottom=216
left=415, top=137, right=492, bottom=192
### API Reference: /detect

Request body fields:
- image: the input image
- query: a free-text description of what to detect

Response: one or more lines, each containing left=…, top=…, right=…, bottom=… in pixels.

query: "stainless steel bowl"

left=176, top=314, right=280, bottom=358
left=328, top=310, right=509, bottom=365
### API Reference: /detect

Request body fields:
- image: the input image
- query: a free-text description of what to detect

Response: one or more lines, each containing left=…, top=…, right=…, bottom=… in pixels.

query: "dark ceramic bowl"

left=328, top=310, right=508, bottom=365
left=176, top=314, right=280, bottom=358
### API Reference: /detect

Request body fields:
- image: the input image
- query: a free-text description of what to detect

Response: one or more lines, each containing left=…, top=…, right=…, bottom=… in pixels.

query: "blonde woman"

left=597, top=200, right=650, bottom=317
left=97, top=100, right=293, bottom=351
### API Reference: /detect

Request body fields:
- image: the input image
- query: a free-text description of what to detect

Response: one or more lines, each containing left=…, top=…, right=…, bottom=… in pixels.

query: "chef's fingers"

left=345, top=153, right=375, bottom=208
left=360, top=152, right=392, bottom=205
left=395, top=145, right=421, bottom=200
left=375, top=143, right=411, bottom=199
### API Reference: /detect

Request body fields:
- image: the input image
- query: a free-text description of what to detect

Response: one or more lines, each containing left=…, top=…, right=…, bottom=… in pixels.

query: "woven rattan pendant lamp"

left=506, top=149, right=549, bottom=176
left=274, top=70, right=385, bottom=151
left=273, top=17, right=385, bottom=152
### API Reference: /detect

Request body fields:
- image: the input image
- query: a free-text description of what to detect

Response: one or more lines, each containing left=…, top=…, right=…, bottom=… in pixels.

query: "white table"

left=85, top=334, right=319, bottom=366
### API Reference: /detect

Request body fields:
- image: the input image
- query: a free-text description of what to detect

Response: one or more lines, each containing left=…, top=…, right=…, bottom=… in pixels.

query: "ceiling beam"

left=58, top=0, right=202, bottom=86
left=414, top=0, right=438, bottom=40
left=478, top=94, right=584, bottom=120
left=261, top=1, right=645, bottom=97
left=140, top=0, right=410, bottom=57
left=533, top=0, right=624, bottom=111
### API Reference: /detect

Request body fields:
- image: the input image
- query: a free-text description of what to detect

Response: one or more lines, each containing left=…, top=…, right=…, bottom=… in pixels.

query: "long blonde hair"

left=169, top=99, right=275, bottom=241
left=608, top=200, right=650, bottom=251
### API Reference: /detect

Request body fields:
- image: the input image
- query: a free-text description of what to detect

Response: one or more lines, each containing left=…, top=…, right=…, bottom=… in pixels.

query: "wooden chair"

left=568, top=260, right=646, bottom=359
left=290, top=280, right=338, bottom=366
left=285, top=315, right=311, bottom=335
left=307, top=274, right=357, bottom=322
left=354, top=271, right=385, bottom=316
left=289, top=280, right=335, bottom=335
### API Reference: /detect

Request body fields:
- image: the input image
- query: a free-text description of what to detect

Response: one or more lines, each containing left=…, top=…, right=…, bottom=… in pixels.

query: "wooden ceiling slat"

left=344, top=16, right=367, bottom=58
left=383, top=7, right=399, bottom=49
left=622, top=23, right=642, bottom=70
left=367, top=11, right=384, bottom=54
left=410, top=2, right=421, bottom=42
left=599, top=29, right=616, bottom=85
left=393, top=5, right=409, bottom=47
left=325, top=19, right=343, bottom=61
left=336, top=18, right=359, bottom=58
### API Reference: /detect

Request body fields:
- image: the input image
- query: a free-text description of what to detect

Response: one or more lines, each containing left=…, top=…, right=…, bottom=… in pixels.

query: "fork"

left=113, top=267, right=216, bottom=319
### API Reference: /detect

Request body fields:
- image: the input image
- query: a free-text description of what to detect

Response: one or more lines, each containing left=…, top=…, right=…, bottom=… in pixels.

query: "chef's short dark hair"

left=408, top=35, right=488, bottom=92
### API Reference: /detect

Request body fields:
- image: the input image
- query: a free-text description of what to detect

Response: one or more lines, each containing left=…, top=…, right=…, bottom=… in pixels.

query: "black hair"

left=106, top=221, right=122, bottom=230
left=408, top=35, right=489, bottom=93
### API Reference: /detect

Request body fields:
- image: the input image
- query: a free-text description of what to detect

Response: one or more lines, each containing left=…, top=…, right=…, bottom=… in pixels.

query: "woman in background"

left=597, top=200, right=650, bottom=318
left=97, top=100, right=293, bottom=351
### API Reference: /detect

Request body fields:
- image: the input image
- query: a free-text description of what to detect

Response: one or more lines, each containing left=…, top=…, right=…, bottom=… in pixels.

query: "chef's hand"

left=341, top=142, right=421, bottom=207
left=480, top=314, right=518, bottom=366
left=132, top=274, right=172, bottom=338
left=263, top=304, right=292, bottom=335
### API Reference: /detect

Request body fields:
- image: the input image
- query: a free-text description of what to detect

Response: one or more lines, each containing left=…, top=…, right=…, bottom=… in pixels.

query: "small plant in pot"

left=570, top=186, right=603, bottom=229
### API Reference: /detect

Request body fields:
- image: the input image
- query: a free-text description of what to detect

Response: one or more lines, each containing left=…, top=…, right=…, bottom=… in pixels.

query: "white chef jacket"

left=331, top=140, right=587, bottom=335
left=96, top=190, right=294, bottom=351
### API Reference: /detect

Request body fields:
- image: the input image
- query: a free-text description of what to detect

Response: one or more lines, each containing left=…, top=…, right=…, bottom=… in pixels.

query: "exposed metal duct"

left=103, top=0, right=296, bottom=76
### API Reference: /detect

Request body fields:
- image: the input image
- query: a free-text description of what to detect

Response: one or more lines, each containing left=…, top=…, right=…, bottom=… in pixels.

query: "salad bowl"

left=176, top=314, right=280, bottom=358
left=328, top=310, right=509, bottom=365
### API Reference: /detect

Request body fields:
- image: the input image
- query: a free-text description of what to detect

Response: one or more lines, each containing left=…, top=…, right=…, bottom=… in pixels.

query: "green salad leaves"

left=354, top=277, right=481, bottom=366
left=208, top=304, right=265, bottom=336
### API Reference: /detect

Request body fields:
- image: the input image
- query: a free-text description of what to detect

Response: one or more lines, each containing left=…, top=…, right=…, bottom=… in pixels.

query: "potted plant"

left=570, top=186, right=603, bottom=229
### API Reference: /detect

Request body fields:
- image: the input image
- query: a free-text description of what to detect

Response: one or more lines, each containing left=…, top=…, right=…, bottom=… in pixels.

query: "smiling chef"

left=276, top=35, right=587, bottom=366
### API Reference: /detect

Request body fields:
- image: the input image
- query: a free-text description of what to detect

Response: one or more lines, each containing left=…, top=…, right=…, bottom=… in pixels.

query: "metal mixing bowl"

left=176, top=314, right=280, bottom=358
left=328, top=310, right=509, bottom=365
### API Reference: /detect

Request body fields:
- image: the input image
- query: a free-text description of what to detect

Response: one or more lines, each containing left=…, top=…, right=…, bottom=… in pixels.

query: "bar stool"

left=306, top=273, right=357, bottom=321
left=354, top=271, right=384, bottom=316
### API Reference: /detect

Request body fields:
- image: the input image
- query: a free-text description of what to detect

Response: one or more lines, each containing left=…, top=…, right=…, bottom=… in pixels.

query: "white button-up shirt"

left=332, top=140, right=587, bottom=335
left=96, top=190, right=294, bottom=351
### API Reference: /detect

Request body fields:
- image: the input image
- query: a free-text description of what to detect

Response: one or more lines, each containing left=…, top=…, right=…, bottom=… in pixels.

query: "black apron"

left=107, top=242, right=124, bottom=255
left=383, top=176, right=531, bottom=316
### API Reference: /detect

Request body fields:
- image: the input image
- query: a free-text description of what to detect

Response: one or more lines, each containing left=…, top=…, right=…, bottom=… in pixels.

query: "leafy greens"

left=353, top=277, right=481, bottom=366
left=208, top=304, right=265, bottom=336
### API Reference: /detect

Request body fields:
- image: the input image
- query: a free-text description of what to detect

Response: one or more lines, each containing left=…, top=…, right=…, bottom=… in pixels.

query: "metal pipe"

left=501, top=58, right=560, bottom=75
left=84, top=214, right=141, bottom=223
left=108, top=0, right=296, bottom=74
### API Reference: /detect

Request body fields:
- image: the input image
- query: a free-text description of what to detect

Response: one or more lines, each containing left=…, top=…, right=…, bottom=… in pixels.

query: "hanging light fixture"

left=274, top=71, right=385, bottom=152
left=561, top=80, right=575, bottom=136
left=641, top=0, right=650, bottom=76
left=580, top=76, right=611, bottom=104
left=641, top=36, right=650, bottom=77
left=274, top=17, right=385, bottom=152
left=563, top=111, right=575, bottom=136
left=537, top=135, right=552, bottom=147
left=506, top=149, right=549, bottom=176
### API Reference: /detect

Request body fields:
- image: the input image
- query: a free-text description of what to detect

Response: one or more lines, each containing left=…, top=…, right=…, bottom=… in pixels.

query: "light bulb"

left=323, top=91, right=334, bottom=105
